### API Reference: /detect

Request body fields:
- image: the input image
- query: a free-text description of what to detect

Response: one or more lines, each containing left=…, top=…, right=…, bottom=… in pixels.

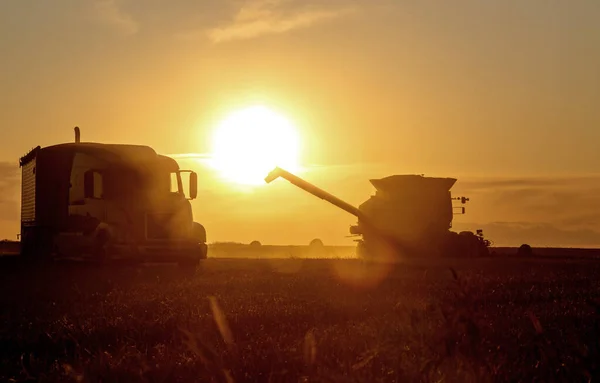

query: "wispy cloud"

left=94, top=0, right=139, bottom=35
left=451, top=175, right=600, bottom=247
left=166, top=153, right=213, bottom=160
left=205, top=0, right=358, bottom=43
left=455, top=175, right=600, bottom=191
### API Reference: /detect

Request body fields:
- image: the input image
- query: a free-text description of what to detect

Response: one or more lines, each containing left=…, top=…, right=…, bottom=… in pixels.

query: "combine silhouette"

left=265, top=167, right=490, bottom=259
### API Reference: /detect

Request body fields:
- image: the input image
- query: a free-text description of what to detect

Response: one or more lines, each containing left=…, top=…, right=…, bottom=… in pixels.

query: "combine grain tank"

left=265, top=167, right=490, bottom=258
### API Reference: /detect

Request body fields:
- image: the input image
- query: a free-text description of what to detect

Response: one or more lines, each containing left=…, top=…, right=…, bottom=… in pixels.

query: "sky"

left=1, top=0, right=600, bottom=247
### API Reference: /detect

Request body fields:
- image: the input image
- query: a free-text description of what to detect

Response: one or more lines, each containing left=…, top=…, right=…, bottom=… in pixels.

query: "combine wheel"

left=356, top=241, right=368, bottom=259
left=445, top=231, right=490, bottom=258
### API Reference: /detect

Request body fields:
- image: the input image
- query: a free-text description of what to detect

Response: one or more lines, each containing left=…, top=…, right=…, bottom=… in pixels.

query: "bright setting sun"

left=209, top=105, right=301, bottom=185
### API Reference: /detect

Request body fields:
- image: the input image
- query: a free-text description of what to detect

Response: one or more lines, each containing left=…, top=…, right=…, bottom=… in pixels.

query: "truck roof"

left=20, top=142, right=160, bottom=167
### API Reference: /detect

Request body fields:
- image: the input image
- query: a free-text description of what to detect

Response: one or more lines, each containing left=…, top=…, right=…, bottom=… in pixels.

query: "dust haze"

left=2, top=0, right=600, bottom=381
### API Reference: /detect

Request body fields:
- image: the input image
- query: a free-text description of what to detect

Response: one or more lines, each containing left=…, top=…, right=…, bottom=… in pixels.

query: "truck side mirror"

left=189, top=172, right=198, bottom=200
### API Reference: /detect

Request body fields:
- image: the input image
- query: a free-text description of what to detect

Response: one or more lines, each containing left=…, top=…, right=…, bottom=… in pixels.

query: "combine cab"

left=265, top=167, right=490, bottom=259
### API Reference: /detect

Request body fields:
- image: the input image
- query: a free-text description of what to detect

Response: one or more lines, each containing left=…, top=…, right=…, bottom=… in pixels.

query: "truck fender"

left=192, top=222, right=207, bottom=243
left=93, top=222, right=114, bottom=245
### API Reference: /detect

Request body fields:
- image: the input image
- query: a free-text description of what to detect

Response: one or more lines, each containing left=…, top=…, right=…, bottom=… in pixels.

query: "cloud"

left=86, top=0, right=360, bottom=41
left=166, top=153, right=213, bottom=160
left=455, top=175, right=600, bottom=191
left=94, top=0, right=139, bottom=35
left=450, top=175, right=600, bottom=247
left=204, top=0, right=358, bottom=43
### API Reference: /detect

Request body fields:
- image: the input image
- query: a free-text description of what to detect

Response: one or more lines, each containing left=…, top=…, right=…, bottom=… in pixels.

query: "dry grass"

left=0, top=255, right=600, bottom=382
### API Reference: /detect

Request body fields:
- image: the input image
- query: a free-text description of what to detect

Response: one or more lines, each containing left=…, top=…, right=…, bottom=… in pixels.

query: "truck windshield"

left=168, top=171, right=183, bottom=195
left=103, top=167, right=182, bottom=199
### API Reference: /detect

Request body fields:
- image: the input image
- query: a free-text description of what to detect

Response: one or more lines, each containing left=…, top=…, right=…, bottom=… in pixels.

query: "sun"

left=210, top=105, right=301, bottom=185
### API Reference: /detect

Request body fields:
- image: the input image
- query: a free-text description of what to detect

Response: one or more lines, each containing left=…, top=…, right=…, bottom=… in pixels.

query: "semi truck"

left=17, top=127, right=207, bottom=267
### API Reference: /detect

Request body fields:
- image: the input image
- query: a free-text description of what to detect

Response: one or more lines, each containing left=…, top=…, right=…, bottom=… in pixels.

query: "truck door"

left=56, top=153, right=108, bottom=257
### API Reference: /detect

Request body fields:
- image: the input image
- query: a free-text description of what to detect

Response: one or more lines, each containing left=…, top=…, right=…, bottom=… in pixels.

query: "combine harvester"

left=15, top=127, right=208, bottom=267
left=265, top=167, right=491, bottom=259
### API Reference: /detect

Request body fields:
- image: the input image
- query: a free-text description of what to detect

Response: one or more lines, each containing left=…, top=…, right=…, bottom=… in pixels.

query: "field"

left=0, top=240, right=20, bottom=256
left=1, top=249, right=600, bottom=382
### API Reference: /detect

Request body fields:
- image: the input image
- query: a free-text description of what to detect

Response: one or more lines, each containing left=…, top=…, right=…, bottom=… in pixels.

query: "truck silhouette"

left=18, top=127, right=207, bottom=267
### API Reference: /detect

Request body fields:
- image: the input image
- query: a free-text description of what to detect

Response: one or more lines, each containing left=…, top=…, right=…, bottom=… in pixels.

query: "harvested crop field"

left=1, top=254, right=600, bottom=382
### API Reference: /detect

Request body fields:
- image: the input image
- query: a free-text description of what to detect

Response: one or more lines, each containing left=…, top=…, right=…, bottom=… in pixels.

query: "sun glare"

left=210, top=105, right=301, bottom=185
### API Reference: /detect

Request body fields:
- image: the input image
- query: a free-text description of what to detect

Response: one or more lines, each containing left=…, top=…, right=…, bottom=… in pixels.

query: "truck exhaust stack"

left=74, top=126, right=81, bottom=143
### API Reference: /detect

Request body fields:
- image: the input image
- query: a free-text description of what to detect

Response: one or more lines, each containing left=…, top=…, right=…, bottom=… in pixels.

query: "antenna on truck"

left=74, top=126, right=81, bottom=143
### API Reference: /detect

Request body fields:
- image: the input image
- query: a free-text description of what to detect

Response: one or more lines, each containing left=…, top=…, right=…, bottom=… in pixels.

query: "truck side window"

left=84, top=170, right=103, bottom=199
left=170, top=172, right=179, bottom=193
left=93, top=172, right=103, bottom=198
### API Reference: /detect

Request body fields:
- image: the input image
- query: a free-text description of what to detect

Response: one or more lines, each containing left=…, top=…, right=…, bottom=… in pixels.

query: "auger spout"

left=265, top=167, right=365, bottom=220
left=265, top=167, right=413, bottom=258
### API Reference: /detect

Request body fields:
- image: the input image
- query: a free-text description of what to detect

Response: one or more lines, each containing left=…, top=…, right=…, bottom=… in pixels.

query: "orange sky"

left=1, top=1, right=600, bottom=247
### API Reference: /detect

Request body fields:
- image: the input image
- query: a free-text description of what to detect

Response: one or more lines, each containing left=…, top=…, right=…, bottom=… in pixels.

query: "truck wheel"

left=178, top=245, right=206, bottom=270
left=21, top=229, right=54, bottom=267
left=93, top=230, right=110, bottom=263
left=177, top=257, right=201, bottom=274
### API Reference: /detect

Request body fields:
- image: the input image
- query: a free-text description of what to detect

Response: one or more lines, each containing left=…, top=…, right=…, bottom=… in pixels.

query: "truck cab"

left=19, top=131, right=207, bottom=266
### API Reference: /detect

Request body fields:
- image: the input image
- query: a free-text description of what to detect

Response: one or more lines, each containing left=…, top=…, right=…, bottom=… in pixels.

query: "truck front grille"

left=145, top=213, right=176, bottom=240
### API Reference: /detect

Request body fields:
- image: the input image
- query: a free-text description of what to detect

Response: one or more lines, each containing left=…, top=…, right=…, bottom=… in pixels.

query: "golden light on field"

left=210, top=105, right=301, bottom=185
